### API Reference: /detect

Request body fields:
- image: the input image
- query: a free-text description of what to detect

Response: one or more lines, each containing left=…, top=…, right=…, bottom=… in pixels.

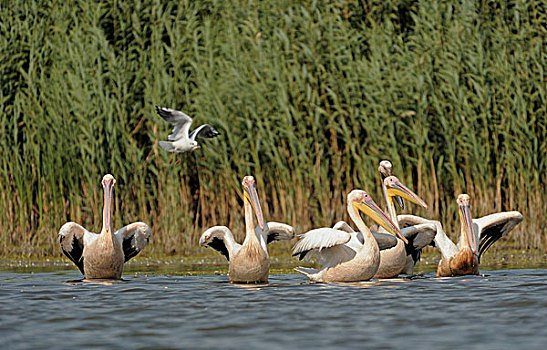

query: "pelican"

left=155, top=106, right=220, bottom=153
left=334, top=173, right=433, bottom=278
left=398, top=194, right=523, bottom=277
left=378, top=160, right=404, bottom=210
left=378, top=160, right=437, bottom=275
left=199, top=176, right=296, bottom=283
left=59, top=174, right=152, bottom=279
left=292, top=190, right=404, bottom=283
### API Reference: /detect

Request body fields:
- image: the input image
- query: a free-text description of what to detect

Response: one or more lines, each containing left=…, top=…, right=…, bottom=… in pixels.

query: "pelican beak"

left=458, top=201, right=477, bottom=255
left=385, top=177, right=428, bottom=209
left=353, top=198, right=407, bottom=244
left=394, top=195, right=404, bottom=210
left=193, top=145, right=201, bottom=150
left=101, top=174, right=116, bottom=232
left=244, top=180, right=265, bottom=231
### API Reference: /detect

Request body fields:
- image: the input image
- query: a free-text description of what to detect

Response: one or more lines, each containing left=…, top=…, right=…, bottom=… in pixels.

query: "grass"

left=0, top=0, right=545, bottom=259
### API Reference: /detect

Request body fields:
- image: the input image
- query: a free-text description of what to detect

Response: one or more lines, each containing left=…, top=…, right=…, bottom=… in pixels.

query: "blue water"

left=1, top=268, right=546, bottom=349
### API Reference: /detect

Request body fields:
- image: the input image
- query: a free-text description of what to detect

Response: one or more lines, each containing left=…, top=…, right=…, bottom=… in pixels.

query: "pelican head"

left=242, top=176, right=265, bottom=231
left=102, top=174, right=116, bottom=188
left=378, top=160, right=404, bottom=209
left=347, top=190, right=407, bottom=243
left=378, top=160, right=393, bottom=178
left=457, top=194, right=477, bottom=255
left=384, top=176, right=428, bottom=209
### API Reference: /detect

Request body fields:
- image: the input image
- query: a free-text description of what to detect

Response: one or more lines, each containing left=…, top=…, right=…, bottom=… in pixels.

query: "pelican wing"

left=475, top=211, right=523, bottom=261
left=189, top=124, right=220, bottom=140
left=114, top=222, right=152, bottom=262
left=155, top=106, right=193, bottom=141
left=292, top=228, right=352, bottom=263
left=372, top=232, right=399, bottom=250
left=332, top=221, right=355, bottom=233
left=333, top=222, right=397, bottom=251
left=399, top=215, right=459, bottom=259
left=59, top=222, right=94, bottom=274
left=397, top=214, right=432, bottom=227
left=259, top=222, right=296, bottom=244
left=199, top=226, right=241, bottom=261
left=345, top=231, right=398, bottom=251
left=399, top=223, right=437, bottom=262
left=401, top=223, right=437, bottom=250
left=314, top=244, right=357, bottom=266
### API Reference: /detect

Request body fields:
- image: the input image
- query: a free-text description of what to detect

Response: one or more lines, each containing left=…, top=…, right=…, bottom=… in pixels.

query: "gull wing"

left=155, top=106, right=193, bottom=141
left=189, top=124, right=220, bottom=140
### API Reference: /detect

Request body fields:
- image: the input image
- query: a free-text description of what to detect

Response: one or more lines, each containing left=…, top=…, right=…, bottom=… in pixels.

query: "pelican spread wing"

left=346, top=231, right=398, bottom=251
left=397, top=214, right=432, bottom=227
left=401, top=223, right=437, bottom=249
left=332, top=221, right=355, bottom=233
left=400, top=223, right=437, bottom=262
left=155, top=106, right=193, bottom=141
left=335, top=218, right=435, bottom=261
left=292, top=228, right=355, bottom=266
left=189, top=124, right=220, bottom=140
left=372, top=232, right=398, bottom=250
left=199, top=226, right=241, bottom=261
left=114, top=222, right=152, bottom=262
left=258, top=222, right=296, bottom=244
left=332, top=221, right=398, bottom=251
left=475, top=211, right=523, bottom=260
left=58, top=222, right=95, bottom=274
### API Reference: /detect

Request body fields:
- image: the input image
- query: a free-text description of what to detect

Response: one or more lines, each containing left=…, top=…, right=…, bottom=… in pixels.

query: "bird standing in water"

left=199, top=176, right=295, bottom=283
left=399, top=194, right=523, bottom=277
left=59, top=174, right=152, bottom=279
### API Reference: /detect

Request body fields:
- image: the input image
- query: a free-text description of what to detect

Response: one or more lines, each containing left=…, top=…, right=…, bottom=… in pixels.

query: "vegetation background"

left=0, top=0, right=545, bottom=259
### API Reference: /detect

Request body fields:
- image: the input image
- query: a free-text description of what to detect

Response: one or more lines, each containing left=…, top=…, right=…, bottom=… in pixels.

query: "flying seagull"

left=155, top=106, right=220, bottom=153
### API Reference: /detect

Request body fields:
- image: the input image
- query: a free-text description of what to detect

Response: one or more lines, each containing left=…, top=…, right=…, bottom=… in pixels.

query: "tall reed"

left=0, top=0, right=545, bottom=258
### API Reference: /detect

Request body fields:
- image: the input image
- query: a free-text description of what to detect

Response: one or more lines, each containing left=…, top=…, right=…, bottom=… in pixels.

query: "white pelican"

left=292, top=190, right=404, bottom=283
left=58, top=174, right=152, bottom=279
left=378, top=160, right=404, bottom=209
left=155, top=106, right=220, bottom=153
left=334, top=173, right=433, bottom=278
left=377, top=161, right=436, bottom=275
left=199, top=176, right=296, bottom=283
left=398, top=194, right=523, bottom=277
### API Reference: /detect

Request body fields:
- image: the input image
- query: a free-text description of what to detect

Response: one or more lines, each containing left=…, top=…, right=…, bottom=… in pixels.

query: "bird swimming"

left=292, top=190, right=403, bottom=283
left=333, top=160, right=435, bottom=278
left=58, top=174, right=152, bottom=279
left=377, top=160, right=436, bottom=276
left=199, top=175, right=295, bottom=283
left=398, top=194, right=523, bottom=277
left=155, top=106, right=220, bottom=153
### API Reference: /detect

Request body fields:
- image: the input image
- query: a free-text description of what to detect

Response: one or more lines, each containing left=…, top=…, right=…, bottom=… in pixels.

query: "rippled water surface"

left=1, top=267, right=546, bottom=349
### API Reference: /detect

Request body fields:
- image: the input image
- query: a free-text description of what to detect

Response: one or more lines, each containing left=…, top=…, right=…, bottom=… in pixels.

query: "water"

left=1, top=267, right=546, bottom=349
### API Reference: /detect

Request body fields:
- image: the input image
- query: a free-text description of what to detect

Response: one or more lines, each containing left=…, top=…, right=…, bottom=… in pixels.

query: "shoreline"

left=2, top=250, right=545, bottom=275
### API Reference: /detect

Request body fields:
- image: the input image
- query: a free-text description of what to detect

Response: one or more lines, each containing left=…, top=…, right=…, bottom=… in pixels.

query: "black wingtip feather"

left=292, top=251, right=309, bottom=261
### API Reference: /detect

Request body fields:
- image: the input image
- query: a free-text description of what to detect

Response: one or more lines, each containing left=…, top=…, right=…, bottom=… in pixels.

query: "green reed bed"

left=0, top=0, right=545, bottom=258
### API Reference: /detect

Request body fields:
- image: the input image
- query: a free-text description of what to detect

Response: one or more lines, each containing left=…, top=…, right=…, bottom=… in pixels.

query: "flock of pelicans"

left=58, top=107, right=524, bottom=283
